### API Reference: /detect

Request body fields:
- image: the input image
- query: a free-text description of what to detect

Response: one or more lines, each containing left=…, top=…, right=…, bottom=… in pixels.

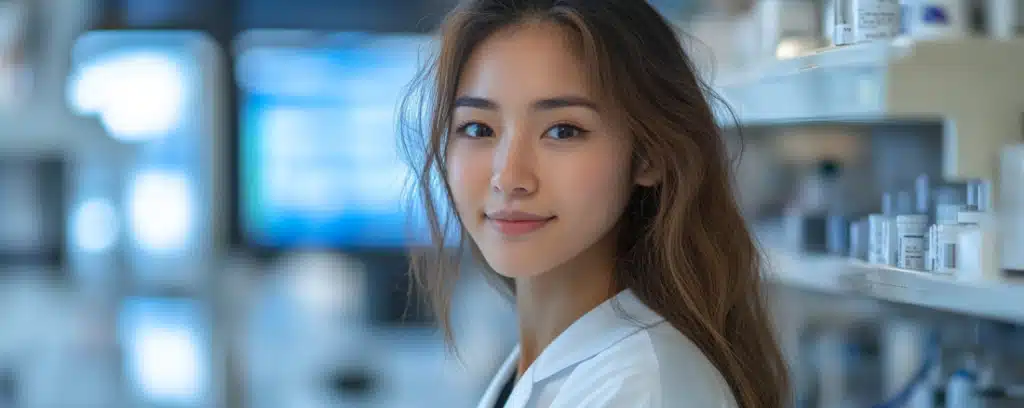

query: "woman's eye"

left=458, top=122, right=494, bottom=138
left=545, top=124, right=586, bottom=140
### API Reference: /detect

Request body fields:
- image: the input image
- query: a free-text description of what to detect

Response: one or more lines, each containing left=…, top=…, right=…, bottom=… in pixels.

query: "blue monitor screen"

left=237, top=34, right=453, bottom=249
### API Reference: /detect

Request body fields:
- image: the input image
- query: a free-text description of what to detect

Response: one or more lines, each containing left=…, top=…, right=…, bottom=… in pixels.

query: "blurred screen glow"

left=237, top=34, right=455, bottom=248
left=68, top=50, right=188, bottom=142
left=135, top=326, right=201, bottom=399
left=119, top=297, right=207, bottom=406
left=71, top=197, right=119, bottom=253
left=128, top=170, right=193, bottom=253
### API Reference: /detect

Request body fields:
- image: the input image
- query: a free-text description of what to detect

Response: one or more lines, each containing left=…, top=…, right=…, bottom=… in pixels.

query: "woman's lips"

left=488, top=217, right=555, bottom=236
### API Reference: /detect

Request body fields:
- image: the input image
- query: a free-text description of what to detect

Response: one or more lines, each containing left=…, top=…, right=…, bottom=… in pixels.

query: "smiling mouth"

left=486, top=216, right=556, bottom=236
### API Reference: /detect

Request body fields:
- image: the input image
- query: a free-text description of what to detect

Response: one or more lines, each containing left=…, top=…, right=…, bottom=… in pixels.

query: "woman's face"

left=446, top=23, right=655, bottom=279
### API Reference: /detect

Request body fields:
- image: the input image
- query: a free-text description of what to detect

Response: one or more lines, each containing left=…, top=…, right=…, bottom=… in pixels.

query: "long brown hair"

left=399, top=1, right=790, bottom=407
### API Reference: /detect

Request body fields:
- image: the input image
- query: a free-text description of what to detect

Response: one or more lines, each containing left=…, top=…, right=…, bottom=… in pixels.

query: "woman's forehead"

left=454, top=22, right=603, bottom=106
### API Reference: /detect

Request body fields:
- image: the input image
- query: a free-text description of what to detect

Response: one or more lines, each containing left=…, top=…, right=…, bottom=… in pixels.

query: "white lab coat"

left=476, top=290, right=739, bottom=408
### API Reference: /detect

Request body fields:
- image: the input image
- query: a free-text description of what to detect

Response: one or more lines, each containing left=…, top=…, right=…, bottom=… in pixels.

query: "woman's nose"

left=490, top=135, right=537, bottom=197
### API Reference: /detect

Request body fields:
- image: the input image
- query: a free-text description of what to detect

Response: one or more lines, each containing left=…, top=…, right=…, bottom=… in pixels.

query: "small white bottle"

left=869, top=192, right=896, bottom=265
left=929, top=183, right=970, bottom=273
left=955, top=180, right=989, bottom=249
left=868, top=214, right=889, bottom=263
left=958, top=180, right=990, bottom=225
left=915, top=175, right=933, bottom=271
left=956, top=180, right=998, bottom=281
left=834, top=0, right=856, bottom=44
left=933, top=204, right=967, bottom=274
left=927, top=224, right=936, bottom=270
left=886, top=191, right=915, bottom=266
left=849, top=217, right=868, bottom=260
left=896, top=214, right=929, bottom=270
left=957, top=218, right=998, bottom=281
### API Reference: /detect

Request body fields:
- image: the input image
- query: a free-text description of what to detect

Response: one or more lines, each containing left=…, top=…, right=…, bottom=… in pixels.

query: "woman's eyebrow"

left=453, top=96, right=498, bottom=109
left=532, top=96, right=599, bottom=112
left=452, top=95, right=599, bottom=112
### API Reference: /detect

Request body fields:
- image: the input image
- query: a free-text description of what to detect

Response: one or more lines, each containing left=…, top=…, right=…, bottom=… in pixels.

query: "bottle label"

left=934, top=225, right=963, bottom=274
left=943, top=243, right=957, bottom=269
left=899, top=235, right=926, bottom=270
left=881, top=220, right=893, bottom=265
left=868, top=216, right=887, bottom=264
left=856, top=0, right=901, bottom=40
left=834, top=24, right=854, bottom=45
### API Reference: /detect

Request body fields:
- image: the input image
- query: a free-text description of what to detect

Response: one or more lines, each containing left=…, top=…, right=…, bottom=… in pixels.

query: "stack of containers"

left=852, top=177, right=1004, bottom=282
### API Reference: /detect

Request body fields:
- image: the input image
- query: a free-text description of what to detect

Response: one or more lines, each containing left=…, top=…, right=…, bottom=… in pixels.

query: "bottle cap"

left=882, top=192, right=894, bottom=215
left=937, top=204, right=965, bottom=224
left=957, top=211, right=984, bottom=225
left=915, top=174, right=931, bottom=214
left=934, top=183, right=969, bottom=206
left=896, top=190, right=914, bottom=214
left=896, top=214, right=929, bottom=224
left=967, top=179, right=991, bottom=211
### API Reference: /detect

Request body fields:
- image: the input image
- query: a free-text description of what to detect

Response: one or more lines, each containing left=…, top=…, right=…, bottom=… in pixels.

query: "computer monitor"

left=235, top=33, right=456, bottom=250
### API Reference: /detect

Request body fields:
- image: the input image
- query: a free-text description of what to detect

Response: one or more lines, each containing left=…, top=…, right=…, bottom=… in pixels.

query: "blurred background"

left=0, top=0, right=1023, bottom=407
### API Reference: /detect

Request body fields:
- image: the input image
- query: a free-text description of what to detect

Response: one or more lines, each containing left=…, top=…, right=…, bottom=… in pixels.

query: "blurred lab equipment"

left=67, top=29, right=229, bottom=408
left=234, top=32, right=453, bottom=250
left=118, top=296, right=210, bottom=406
left=0, top=37, right=133, bottom=401
left=229, top=29, right=523, bottom=408
left=782, top=158, right=847, bottom=254
left=69, top=30, right=225, bottom=290
left=0, top=158, right=65, bottom=271
left=709, top=4, right=1024, bottom=397
left=237, top=249, right=510, bottom=408
left=4, top=1, right=1022, bottom=408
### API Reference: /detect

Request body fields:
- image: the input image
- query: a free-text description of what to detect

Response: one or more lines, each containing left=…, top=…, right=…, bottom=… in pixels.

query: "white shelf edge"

left=714, top=38, right=1024, bottom=184
left=766, top=251, right=1024, bottom=325
left=712, top=38, right=1024, bottom=123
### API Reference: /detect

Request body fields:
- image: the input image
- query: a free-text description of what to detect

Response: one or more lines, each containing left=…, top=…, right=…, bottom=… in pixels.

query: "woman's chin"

left=487, top=264, right=549, bottom=279
left=481, top=253, right=558, bottom=279
left=472, top=231, right=597, bottom=280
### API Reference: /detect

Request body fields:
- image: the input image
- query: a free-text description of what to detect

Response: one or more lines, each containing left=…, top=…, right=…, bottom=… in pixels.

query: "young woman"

left=401, top=1, right=790, bottom=407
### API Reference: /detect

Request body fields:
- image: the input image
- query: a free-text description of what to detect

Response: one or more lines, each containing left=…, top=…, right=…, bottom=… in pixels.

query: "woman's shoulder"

left=559, top=321, right=739, bottom=408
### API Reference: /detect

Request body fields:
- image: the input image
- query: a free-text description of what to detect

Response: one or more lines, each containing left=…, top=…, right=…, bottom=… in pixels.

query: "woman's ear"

left=633, top=157, right=661, bottom=187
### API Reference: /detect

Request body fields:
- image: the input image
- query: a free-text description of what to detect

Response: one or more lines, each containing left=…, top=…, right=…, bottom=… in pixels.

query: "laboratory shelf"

left=766, top=251, right=1024, bottom=325
left=714, top=38, right=1024, bottom=182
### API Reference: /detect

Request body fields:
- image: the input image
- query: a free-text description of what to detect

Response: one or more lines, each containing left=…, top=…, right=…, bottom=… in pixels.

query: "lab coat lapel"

left=477, top=346, right=520, bottom=408
left=530, top=289, right=665, bottom=382
left=479, top=290, right=665, bottom=408
left=502, top=363, right=533, bottom=408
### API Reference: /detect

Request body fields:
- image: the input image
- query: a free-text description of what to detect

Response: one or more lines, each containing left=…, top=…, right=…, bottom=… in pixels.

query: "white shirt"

left=476, top=289, right=739, bottom=408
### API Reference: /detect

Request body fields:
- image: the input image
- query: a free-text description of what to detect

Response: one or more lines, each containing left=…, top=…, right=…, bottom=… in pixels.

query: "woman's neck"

left=513, top=235, right=618, bottom=377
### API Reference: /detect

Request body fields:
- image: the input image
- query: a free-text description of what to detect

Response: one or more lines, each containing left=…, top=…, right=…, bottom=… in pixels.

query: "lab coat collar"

left=528, top=289, right=665, bottom=383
